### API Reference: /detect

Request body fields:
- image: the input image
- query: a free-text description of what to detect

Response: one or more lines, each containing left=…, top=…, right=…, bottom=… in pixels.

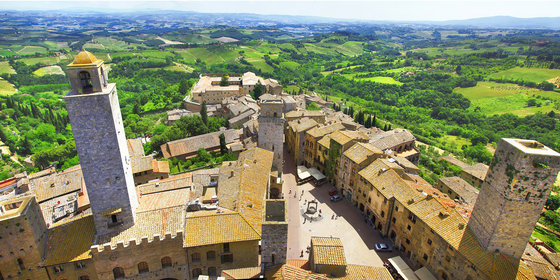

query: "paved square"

left=282, top=149, right=402, bottom=266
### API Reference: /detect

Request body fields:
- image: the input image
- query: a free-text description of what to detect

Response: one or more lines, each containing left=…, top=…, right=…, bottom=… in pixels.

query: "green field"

left=0, top=79, right=17, bottom=95
left=489, top=67, right=560, bottom=83
left=33, top=65, right=64, bottom=76
left=0, top=61, right=16, bottom=74
left=455, top=81, right=560, bottom=116
left=18, top=56, right=60, bottom=65
left=533, top=226, right=560, bottom=251
left=342, top=74, right=403, bottom=85
left=16, top=45, right=48, bottom=55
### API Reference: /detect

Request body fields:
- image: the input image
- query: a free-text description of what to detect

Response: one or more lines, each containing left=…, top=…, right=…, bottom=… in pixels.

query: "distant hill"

left=419, top=16, right=560, bottom=30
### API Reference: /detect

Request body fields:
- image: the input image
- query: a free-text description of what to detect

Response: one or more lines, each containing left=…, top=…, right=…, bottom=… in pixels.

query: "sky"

left=0, top=1, right=559, bottom=21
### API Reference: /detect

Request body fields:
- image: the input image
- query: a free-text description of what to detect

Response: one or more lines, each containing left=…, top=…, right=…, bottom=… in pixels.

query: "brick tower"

left=64, top=50, right=137, bottom=236
left=468, top=138, right=560, bottom=259
left=258, top=96, right=285, bottom=172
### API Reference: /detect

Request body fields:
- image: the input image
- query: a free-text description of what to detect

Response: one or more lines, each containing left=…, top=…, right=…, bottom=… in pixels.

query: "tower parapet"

left=468, top=138, right=560, bottom=260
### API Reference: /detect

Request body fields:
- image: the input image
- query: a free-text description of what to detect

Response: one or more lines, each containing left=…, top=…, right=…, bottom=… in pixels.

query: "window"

left=191, top=252, right=201, bottom=262
left=368, top=197, right=371, bottom=203
left=423, top=254, right=428, bottom=261
left=395, top=206, right=399, bottom=212
left=111, top=215, right=118, bottom=224
left=75, top=261, right=86, bottom=269
left=79, top=276, right=89, bottom=280
left=406, top=239, right=410, bottom=244
left=161, top=256, right=172, bottom=268
left=381, top=211, right=385, bottom=218
left=138, top=262, right=149, bottom=274
left=407, top=225, right=411, bottom=231
left=221, top=254, right=233, bottom=264
left=207, top=251, right=216, bottom=261
left=79, top=71, right=93, bottom=93
left=223, top=243, right=230, bottom=253
left=112, top=267, right=125, bottom=279
left=192, top=268, right=202, bottom=278
left=17, top=258, right=24, bottom=270
left=392, top=217, right=396, bottom=223
left=53, top=265, right=63, bottom=274
left=208, top=267, right=217, bottom=276
left=427, top=239, right=432, bottom=245
left=383, top=198, right=387, bottom=204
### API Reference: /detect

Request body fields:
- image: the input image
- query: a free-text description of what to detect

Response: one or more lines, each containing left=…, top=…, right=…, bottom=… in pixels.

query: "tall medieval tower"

left=258, top=97, right=285, bottom=173
left=468, top=138, right=560, bottom=260
left=64, top=50, right=138, bottom=236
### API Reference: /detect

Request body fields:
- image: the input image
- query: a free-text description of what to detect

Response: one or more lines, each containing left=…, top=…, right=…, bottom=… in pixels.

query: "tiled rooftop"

left=368, top=169, right=425, bottom=206
left=370, top=128, right=415, bottom=151
left=184, top=211, right=260, bottom=247
left=161, top=129, right=240, bottom=158
left=311, top=237, right=347, bottom=266
left=358, top=158, right=404, bottom=182
left=221, top=266, right=262, bottom=279
left=44, top=214, right=95, bottom=266
left=307, top=123, right=345, bottom=138
left=30, top=165, right=84, bottom=202
left=343, top=142, right=383, bottom=165
left=137, top=172, right=192, bottom=195
left=462, top=163, right=489, bottom=181
left=438, top=176, right=480, bottom=206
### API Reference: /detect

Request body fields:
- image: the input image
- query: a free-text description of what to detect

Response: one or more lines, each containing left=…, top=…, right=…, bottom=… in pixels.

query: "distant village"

left=0, top=52, right=559, bottom=280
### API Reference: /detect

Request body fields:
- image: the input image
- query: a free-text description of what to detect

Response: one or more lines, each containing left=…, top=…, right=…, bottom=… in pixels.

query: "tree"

left=201, top=101, right=208, bottom=125
left=179, top=79, right=190, bottom=95
left=455, top=65, right=462, bottom=75
left=220, top=75, right=229, bottom=86
left=251, top=81, right=264, bottom=100
left=219, top=133, right=227, bottom=154
left=546, top=195, right=560, bottom=211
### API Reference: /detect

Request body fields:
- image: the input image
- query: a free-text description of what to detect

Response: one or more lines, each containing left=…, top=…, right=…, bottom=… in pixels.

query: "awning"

left=308, top=167, right=326, bottom=181
left=297, top=166, right=312, bottom=180
left=388, top=256, right=419, bottom=280
left=414, top=267, right=437, bottom=280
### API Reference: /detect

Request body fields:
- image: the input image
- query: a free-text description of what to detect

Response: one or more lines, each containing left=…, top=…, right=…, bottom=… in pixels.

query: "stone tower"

left=261, top=199, right=288, bottom=270
left=64, top=50, right=138, bottom=236
left=468, top=138, right=560, bottom=260
left=258, top=97, right=285, bottom=172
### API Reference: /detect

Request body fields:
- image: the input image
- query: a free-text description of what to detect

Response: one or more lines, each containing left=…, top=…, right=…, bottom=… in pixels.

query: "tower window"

left=17, top=258, right=24, bottom=270
left=111, top=214, right=118, bottom=224
left=525, top=192, right=531, bottom=201
left=79, top=71, right=93, bottom=93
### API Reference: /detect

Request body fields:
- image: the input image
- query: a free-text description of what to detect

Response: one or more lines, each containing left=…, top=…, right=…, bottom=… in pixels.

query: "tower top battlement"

left=502, top=138, right=560, bottom=156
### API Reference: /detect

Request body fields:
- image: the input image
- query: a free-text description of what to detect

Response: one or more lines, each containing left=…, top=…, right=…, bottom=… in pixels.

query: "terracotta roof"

left=127, top=138, right=145, bottom=157
left=161, top=129, right=240, bottom=158
left=458, top=227, right=537, bottom=280
left=184, top=211, right=260, bottom=247
left=221, top=266, right=262, bottom=279
left=44, top=214, right=95, bottom=265
left=438, top=177, right=479, bottom=206
left=438, top=155, right=469, bottom=169
left=393, top=156, right=419, bottom=172
left=370, top=128, right=415, bottom=151
left=462, top=163, right=489, bottom=181
left=329, top=131, right=353, bottom=146
left=288, top=118, right=318, bottom=133
left=358, top=158, right=404, bottom=182
left=307, top=123, right=345, bottom=138
left=217, top=148, right=273, bottom=235
left=343, top=264, right=394, bottom=280
left=317, top=134, right=332, bottom=149
left=137, top=172, right=192, bottom=195
left=311, top=237, right=346, bottom=266
left=343, top=143, right=383, bottom=165
left=266, top=263, right=328, bottom=280
left=30, top=165, right=84, bottom=202
left=285, top=110, right=325, bottom=119
left=97, top=205, right=184, bottom=247
left=368, top=169, right=425, bottom=206
left=137, top=188, right=192, bottom=212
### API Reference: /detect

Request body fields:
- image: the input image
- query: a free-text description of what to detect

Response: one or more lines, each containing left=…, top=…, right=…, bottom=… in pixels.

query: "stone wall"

left=468, top=139, right=560, bottom=260
left=261, top=200, right=288, bottom=269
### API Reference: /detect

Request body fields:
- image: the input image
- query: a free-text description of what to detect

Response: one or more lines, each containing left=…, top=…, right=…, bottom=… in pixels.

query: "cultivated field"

left=0, top=61, right=16, bottom=74
left=33, top=65, right=64, bottom=76
left=0, top=79, right=17, bottom=95
left=489, top=67, right=560, bottom=83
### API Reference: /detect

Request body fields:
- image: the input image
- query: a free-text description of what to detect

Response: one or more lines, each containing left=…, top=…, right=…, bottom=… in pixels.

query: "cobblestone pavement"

left=282, top=147, right=402, bottom=266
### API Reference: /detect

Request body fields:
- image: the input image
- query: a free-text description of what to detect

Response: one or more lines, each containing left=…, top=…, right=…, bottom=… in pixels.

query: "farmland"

left=489, top=67, right=560, bottom=83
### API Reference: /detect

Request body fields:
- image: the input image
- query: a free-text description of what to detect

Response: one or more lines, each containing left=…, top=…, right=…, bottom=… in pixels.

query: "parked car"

left=374, top=243, right=393, bottom=252
left=328, top=187, right=338, bottom=196
left=330, top=194, right=342, bottom=202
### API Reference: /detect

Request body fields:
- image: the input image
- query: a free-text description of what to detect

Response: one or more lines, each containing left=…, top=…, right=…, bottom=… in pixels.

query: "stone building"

left=324, top=130, right=369, bottom=188
left=261, top=200, right=288, bottom=269
left=160, top=129, right=241, bottom=160
left=435, top=177, right=479, bottom=206
left=257, top=95, right=285, bottom=172
left=370, top=128, right=419, bottom=163
left=285, top=110, right=326, bottom=124
left=460, top=163, right=489, bottom=188
left=303, top=122, right=346, bottom=169
left=64, top=49, right=138, bottom=236
left=285, top=117, right=318, bottom=166
left=127, top=139, right=170, bottom=185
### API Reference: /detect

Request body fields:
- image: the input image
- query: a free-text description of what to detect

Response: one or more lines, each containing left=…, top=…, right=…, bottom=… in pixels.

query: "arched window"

left=273, top=112, right=277, bottom=118
left=192, top=268, right=202, bottom=278
left=208, top=267, right=217, bottom=276
left=207, top=251, right=216, bottom=261
left=161, top=256, right=172, bottom=268
left=137, top=262, right=149, bottom=274
left=191, top=252, right=201, bottom=262
left=112, top=267, right=125, bottom=279
left=79, top=71, right=93, bottom=93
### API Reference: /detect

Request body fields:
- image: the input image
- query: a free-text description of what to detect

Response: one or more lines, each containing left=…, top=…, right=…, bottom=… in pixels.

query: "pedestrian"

left=294, top=192, right=296, bottom=198
left=302, top=190, right=304, bottom=195
left=300, top=250, right=304, bottom=257
left=305, top=199, right=307, bottom=204
left=310, top=217, right=313, bottom=223
left=289, top=189, right=292, bottom=194
left=319, top=209, right=322, bottom=214
left=303, top=217, right=306, bottom=224
left=332, top=214, right=335, bottom=220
